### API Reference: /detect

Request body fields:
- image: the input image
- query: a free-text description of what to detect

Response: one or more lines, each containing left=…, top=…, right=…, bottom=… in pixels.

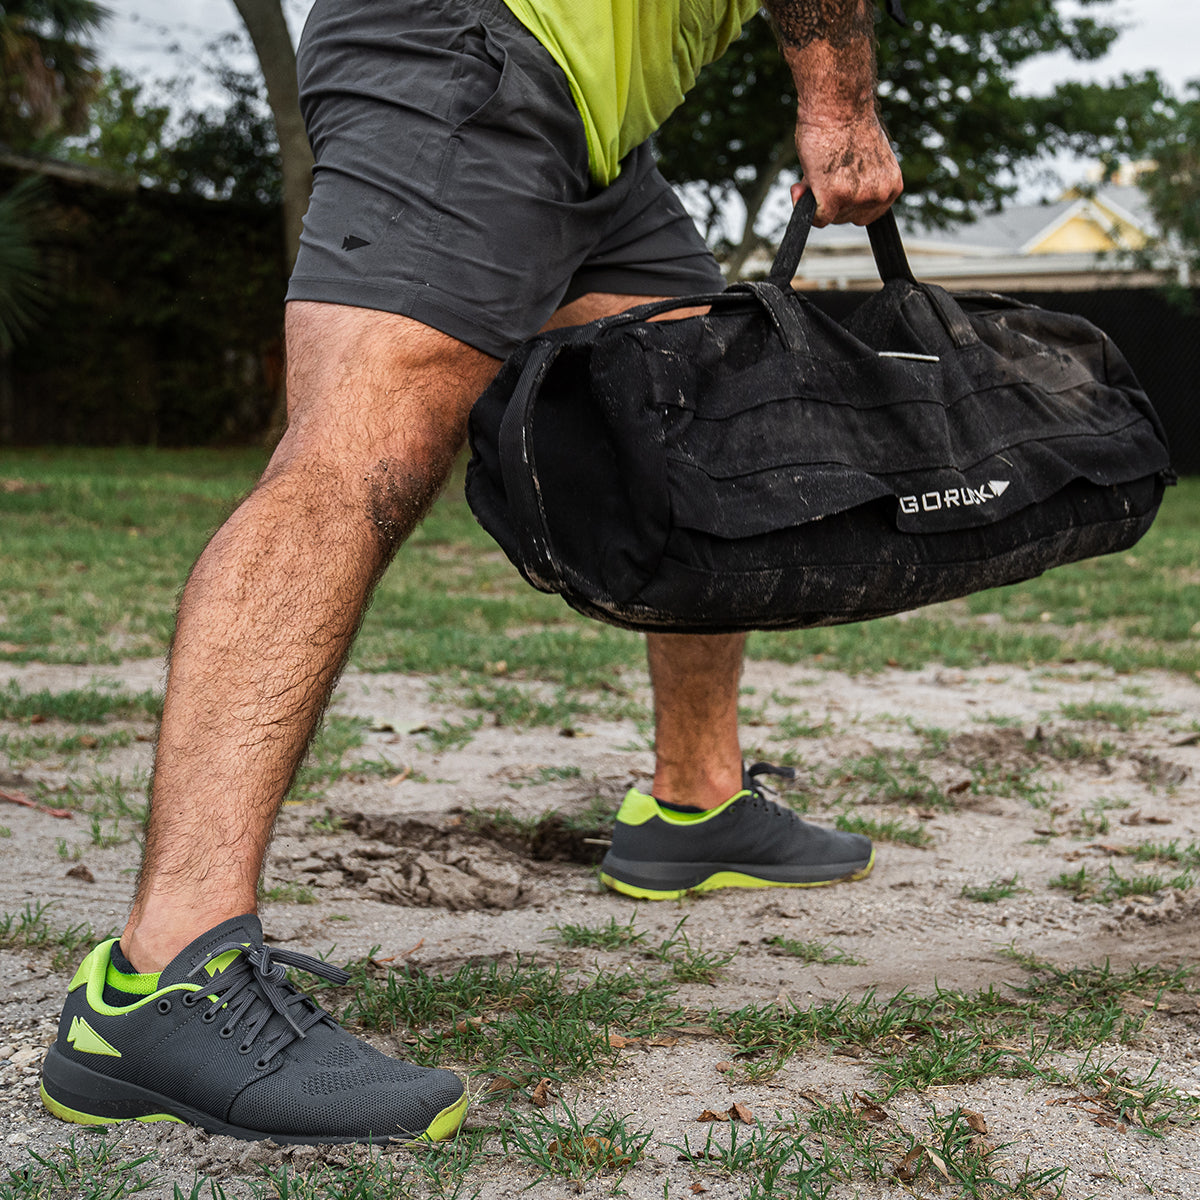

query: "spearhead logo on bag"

left=898, top=480, right=1011, bottom=515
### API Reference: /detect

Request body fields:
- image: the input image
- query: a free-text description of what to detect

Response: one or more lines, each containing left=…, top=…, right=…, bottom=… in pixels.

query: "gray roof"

left=803, top=186, right=1158, bottom=256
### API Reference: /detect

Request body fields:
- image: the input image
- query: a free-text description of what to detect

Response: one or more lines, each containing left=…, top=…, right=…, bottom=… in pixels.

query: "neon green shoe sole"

left=600, top=848, right=876, bottom=900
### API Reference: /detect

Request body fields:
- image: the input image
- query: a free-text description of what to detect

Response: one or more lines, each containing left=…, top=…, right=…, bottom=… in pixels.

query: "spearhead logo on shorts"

left=898, top=480, right=1011, bottom=515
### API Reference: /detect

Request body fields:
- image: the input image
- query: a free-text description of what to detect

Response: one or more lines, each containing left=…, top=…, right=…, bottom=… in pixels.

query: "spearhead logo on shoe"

left=898, top=480, right=1011, bottom=515
left=67, top=1016, right=121, bottom=1057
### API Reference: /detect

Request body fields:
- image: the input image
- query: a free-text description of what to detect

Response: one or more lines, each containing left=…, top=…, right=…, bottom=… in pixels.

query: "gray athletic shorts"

left=286, top=0, right=725, bottom=359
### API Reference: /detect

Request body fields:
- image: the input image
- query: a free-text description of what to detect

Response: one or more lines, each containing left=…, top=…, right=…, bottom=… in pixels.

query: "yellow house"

left=786, top=183, right=1164, bottom=292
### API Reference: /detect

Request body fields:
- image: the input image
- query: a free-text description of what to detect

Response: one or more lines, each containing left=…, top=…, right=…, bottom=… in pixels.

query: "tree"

left=66, top=60, right=282, bottom=206
left=656, top=0, right=1169, bottom=277
left=228, top=0, right=311, bottom=267
left=0, top=0, right=109, bottom=150
left=1136, top=83, right=1200, bottom=286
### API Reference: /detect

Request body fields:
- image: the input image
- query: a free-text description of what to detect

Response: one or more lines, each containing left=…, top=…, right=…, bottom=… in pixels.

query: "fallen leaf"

left=947, top=779, right=971, bottom=795
left=893, top=1146, right=923, bottom=1183
left=697, top=1109, right=730, bottom=1123
left=729, top=1102, right=754, bottom=1123
left=547, top=1136, right=629, bottom=1167
left=689, top=1186, right=708, bottom=1195
left=962, top=1109, right=988, bottom=1134
left=609, top=1034, right=641, bottom=1049
left=647, top=1035, right=680, bottom=1047
left=853, top=1092, right=888, bottom=1123
left=78, top=735, right=98, bottom=749
left=453, top=1016, right=485, bottom=1034
left=714, top=1061, right=734, bottom=1074
left=386, top=767, right=412, bottom=786
left=528, top=1078, right=554, bottom=1107
left=926, top=1146, right=951, bottom=1181
left=65, top=864, right=95, bottom=882
left=485, top=1075, right=526, bottom=1093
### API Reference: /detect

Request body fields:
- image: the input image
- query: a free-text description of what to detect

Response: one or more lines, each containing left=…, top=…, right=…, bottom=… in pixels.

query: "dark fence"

left=0, top=159, right=287, bottom=447
left=807, top=285, right=1200, bottom=475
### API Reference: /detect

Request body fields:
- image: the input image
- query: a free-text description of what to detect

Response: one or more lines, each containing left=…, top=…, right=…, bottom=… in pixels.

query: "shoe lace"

left=743, top=761, right=797, bottom=819
left=186, top=942, right=351, bottom=1065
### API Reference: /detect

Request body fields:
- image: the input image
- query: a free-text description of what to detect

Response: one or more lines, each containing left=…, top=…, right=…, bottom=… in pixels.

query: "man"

left=41, top=0, right=902, bottom=1145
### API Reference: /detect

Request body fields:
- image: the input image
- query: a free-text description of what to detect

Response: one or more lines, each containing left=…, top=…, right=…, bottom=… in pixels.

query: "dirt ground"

left=0, top=654, right=1197, bottom=1197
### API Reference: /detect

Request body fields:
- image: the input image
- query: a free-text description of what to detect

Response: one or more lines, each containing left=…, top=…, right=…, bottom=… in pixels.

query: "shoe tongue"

left=157, top=914, right=263, bottom=987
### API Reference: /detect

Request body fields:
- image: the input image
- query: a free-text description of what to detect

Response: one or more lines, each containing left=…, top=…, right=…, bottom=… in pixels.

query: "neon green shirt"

left=502, top=0, right=760, bottom=185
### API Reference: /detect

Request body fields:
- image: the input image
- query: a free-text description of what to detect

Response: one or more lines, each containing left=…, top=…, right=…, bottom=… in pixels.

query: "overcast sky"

left=106, top=0, right=1200, bottom=94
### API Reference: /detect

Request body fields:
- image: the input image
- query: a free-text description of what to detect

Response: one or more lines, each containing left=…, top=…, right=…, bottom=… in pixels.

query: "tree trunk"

left=230, top=0, right=312, bottom=269
left=723, top=136, right=795, bottom=282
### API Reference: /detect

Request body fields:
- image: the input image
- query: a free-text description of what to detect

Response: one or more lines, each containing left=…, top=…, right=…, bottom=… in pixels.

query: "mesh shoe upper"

left=45, top=915, right=463, bottom=1142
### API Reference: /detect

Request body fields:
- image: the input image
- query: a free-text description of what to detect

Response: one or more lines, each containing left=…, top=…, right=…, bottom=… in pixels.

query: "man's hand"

left=765, top=0, right=903, bottom=226
left=790, top=110, right=902, bottom=227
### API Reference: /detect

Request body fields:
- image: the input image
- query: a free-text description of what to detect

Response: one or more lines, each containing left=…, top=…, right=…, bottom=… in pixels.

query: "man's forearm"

left=763, top=0, right=878, bottom=118
left=764, top=0, right=874, bottom=50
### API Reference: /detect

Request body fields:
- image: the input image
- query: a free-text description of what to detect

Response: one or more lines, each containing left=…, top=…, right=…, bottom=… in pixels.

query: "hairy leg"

left=547, top=293, right=746, bottom=811
left=123, top=303, right=500, bottom=971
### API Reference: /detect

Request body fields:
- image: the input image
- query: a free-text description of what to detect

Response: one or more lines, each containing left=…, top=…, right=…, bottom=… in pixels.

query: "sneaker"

left=40, top=915, right=467, bottom=1144
left=599, top=762, right=874, bottom=900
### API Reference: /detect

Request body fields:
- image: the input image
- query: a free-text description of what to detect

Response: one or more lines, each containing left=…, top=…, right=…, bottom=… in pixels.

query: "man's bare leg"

left=122, top=302, right=500, bottom=972
left=544, top=293, right=746, bottom=813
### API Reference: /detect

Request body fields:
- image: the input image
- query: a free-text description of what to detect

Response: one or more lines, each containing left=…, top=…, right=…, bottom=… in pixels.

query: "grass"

left=6, top=902, right=1197, bottom=1196
left=0, top=901, right=108, bottom=970
left=0, top=450, right=1197, bottom=677
left=764, top=935, right=865, bottom=965
left=960, top=874, right=1025, bottom=902
left=2, top=450, right=1199, bottom=1195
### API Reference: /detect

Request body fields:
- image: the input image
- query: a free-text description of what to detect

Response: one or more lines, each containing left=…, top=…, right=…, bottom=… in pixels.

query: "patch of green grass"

left=834, top=812, right=932, bottom=847
left=763, top=935, right=865, bottom=965
left=1048, top=864, right=1194, bottom=902
left=0, top=679, right=160, bottom=723
left=289, top=714, right=400, bottom=802
left=552, top=914, right=646, bottom=950
left=17, top=1137, right=160, bottom=1200
left=648, top=917, right=736, bottom=984
left=332, top=954, right=684, bottom=1079
left=0, top=901, right=105, bottom=970
left=38, top=769, right=150, bottom=821
left=258, top=881, right=317, bottom=905
left=1035, top=730, right=1118, bottom=764
left=506, top=764, right=583, bottom=789
left=960, top=874, right=1025, bottom=902
left=1058, top=700, right=1156, bottom=731
left=1129, top=839, right=1200, bottom=868
left=0, top=727, right=135, bottom=766
left=413, top=715, right=484, bottom=754
left=772, top=711, right=836, bottom=740
left=964, top=758, right=1048, bottom=806
left=670, top=1118, right=832, bottom=1195
left=829, top=752, right=947, bottom=810
left=499, top=1103, right=651, bottom=1189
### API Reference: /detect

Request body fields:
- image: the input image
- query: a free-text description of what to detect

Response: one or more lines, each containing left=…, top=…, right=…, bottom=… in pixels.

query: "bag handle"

left=770, top=190, right=979, bottom=347
left=769, top=190, right=918, bottom=286
left=496, top=341, right=565, bottom=592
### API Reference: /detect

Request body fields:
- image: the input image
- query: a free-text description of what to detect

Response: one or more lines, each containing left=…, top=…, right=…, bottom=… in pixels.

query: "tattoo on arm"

left=765, top=0, right=875, bottom=50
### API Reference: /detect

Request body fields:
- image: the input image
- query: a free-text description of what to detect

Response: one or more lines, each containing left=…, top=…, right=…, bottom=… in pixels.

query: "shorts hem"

left=560, top=264, right=724, bottom=308
left=285, top=276, right=517, bottom=360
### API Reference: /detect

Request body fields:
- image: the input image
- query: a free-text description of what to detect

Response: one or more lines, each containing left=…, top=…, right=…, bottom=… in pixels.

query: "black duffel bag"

left=465, top=193, right=1173, bottom=633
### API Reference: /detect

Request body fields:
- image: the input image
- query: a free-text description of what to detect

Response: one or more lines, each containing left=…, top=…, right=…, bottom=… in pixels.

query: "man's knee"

left=264, top=302, right=503, bottom=555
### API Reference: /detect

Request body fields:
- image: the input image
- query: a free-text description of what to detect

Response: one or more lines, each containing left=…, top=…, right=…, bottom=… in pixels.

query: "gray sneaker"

left=599, top=763, right=874, bottom=899
left=41, top=915, right=466, bottom=1144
